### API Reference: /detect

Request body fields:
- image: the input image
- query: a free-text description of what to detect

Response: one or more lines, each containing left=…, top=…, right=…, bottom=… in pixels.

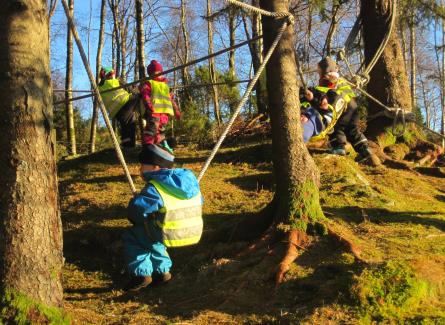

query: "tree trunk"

left=324, top=2, right=341, bottom=56
left=441, top=5, right=445, bottom=138
left=180, top=0, right=192, bottom=102
left=207, top=0, right=222, bottom=126
left=120, top=17, right=128, bottom=83
left=228, top=7, right=237, bottom=114
left=89, top=0, right=106, bottom=154
left=251, top=0, right=268, bottom=116
left=135, top=0, right=146, bottom=79
left=409, top=11, right=417, bottom=110
left=65, top=0, right=76, bottom=155
left=110, top=0, right=121, bottom=77
left=259, top=0, right=325, bottom=282
left=361, top=0, right=412, bottom=139
left=399, top=19, right=408, bottom=71
left=0, top=0, right=63, bottom=307
left=420, top=78, right=430, bottom=128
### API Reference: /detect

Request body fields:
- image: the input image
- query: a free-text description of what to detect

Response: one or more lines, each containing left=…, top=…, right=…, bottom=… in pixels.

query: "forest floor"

left=58, top=140, right=445, bottom=324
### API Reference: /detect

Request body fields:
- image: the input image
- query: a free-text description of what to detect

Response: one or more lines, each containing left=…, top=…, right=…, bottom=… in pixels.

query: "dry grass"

left=58, top=142, right=445, bottom=324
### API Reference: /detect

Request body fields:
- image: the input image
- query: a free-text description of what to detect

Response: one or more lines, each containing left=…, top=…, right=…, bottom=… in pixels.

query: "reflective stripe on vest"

left=149, top=80, right=174, bottom=115
left=98, top=78, right=130, bottom=118
left=314, top=78, right=355, bottom=104
left=150, top=180, right=203, bottom=247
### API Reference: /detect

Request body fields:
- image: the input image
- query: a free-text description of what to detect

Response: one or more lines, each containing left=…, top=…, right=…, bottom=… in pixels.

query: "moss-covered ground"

left=58, top=141, right=445, bottom=324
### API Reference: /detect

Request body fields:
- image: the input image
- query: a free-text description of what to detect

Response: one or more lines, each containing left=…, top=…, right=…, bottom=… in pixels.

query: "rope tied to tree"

left=198, top=11, right=290, bottom=182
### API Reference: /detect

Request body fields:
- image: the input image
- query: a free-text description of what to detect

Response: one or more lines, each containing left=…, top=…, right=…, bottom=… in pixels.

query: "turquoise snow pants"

left=122, top=226, right=172, bottom=277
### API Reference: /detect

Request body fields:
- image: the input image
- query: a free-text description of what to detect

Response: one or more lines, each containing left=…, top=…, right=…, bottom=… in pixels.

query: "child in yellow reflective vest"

left=122, top=144, right=203, bottom=292
left=301, top=57, right=381, bottom=166
left=98, top=67, right=139, bottom=148
left=139, top=60, right=181, bottom=152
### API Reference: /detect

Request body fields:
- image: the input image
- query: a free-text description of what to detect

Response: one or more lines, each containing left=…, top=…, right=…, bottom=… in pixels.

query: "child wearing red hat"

left=139, top=60, right=181, bottom=151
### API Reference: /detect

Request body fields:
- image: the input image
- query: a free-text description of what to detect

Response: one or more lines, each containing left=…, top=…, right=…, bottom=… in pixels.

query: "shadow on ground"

left=325, top=206, right=445, bottom=231
left=110, top=233, right=363, bottom=322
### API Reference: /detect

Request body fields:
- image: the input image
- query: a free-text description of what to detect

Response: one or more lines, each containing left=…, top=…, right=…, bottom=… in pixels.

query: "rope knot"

left=285, top=14, right=295, bottom=25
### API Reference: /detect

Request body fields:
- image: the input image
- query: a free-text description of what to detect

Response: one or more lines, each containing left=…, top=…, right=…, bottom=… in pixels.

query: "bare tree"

left=207, top=0, right=222, bottom=125
left=0, top=0, right=63, bottom=308
left=89, top=0, right=107, bottom=153
left=65, top=0, right=77, bottom=155
left=409, top=8, right=417, bottom=110
left=180, top=0, right=192, bottom=102
left=135, top=0, right=146, bottom=79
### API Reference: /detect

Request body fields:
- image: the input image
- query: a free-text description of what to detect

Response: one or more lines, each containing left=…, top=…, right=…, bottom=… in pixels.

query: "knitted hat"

left=317, top=57, right=338, bottom=74
left=147, top=60, right=163, bottom=76
left=100, top=67, right=115, bottom=79
left=138, top=144, right=174, bottom=168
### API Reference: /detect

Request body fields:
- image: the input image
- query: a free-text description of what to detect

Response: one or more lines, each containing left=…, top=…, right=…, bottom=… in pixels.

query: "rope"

left=61, top=0, right=137, bottom=195
left=224, top=0, right=291, bottom=18
left=173, top=79, right=250, bottom=90
left=343, top=77, right=445, bottom=141
left=360, top=0, right=397, bottom=77
left=198, top=19, right=290, bottom=182
left=53, top=35, right=263, bottom=106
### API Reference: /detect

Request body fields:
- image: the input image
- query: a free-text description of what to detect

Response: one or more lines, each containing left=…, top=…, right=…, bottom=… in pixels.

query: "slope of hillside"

left=58, top=142, right=445, bottom=324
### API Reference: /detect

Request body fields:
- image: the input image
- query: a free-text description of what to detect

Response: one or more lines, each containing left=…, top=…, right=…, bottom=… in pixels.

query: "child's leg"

left=344, top=107, right=368, bottom=153
left=155, top=114, right=170, bottom=144
left=143, top=114, right=160, bottom=145
left=302, top=107, right=324, bottom=143
left=149, top=242, right=172, bottom=275
left=116, top=99, right=138, bottom=147
left=122, top=228, right=154, bottom=277
left=329, top=107, right=349, bottom=153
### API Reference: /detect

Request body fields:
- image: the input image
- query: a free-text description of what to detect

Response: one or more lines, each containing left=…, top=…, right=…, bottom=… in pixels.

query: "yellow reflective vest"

left=148, top=80, right=174, bottom=116
left=98, top=78, right=130, bottom=118
left=308, top=78, right=356, bottom=142
left=149, top=180, right=203, bottom=247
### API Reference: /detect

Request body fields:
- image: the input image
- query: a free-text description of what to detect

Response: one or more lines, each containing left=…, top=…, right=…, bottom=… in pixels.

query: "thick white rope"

left=61, top=0, right=137, bottom=195
left=198, top=19, right=290, bottom=182
left=224, top=0, right=291, bottom=17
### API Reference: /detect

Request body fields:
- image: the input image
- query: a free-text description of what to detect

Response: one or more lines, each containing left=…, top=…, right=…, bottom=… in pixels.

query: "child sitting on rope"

left=122, top=144, right=203, bottom=292
left=139, top=60, right=181, bottom=152
left=99, top=67, right=139, bottom=148
left=301, top=57, right=381, bottom=166
left=300, top=87, right=333, bottom=143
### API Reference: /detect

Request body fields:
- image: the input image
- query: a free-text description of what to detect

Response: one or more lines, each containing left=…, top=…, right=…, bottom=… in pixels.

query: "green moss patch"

left=0, top=288, right=70, bottom=325
left=352, top=261, right=432, bottom=322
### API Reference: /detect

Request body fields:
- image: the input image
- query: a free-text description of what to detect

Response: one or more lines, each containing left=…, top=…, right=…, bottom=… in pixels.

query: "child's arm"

left=127, top=186, right=163, bottom=224
left=139, top=83, right=153, bottom=116
left=170, top=92, right=181, bottom=120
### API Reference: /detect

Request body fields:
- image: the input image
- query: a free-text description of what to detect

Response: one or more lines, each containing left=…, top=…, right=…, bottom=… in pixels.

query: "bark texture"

left=0, top=0, right=63, bottom=306
left=259, top=0, right=324, bottom=230
left=361, top=0, right=412, bottom=139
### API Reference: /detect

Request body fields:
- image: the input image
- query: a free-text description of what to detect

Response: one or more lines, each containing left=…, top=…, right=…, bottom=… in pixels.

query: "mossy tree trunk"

left=361, top=0, right=412, bottom=139
left=0, top=0, right=63, bottom=307
left=259, top=0, right=325, bottom=283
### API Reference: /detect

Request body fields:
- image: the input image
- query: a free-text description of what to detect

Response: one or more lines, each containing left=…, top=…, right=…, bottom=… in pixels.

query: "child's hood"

left=143, top=168, right=200, bottom=199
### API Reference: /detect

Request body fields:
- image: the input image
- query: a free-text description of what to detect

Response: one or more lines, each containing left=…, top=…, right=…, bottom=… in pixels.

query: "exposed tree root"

left=383, top=158, right=417, bottom=172
left=275, top=229, right=309, bottom=286
left=235, top=224, right=277, bottom=259
left=327, top=227, right=364, bottom=263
